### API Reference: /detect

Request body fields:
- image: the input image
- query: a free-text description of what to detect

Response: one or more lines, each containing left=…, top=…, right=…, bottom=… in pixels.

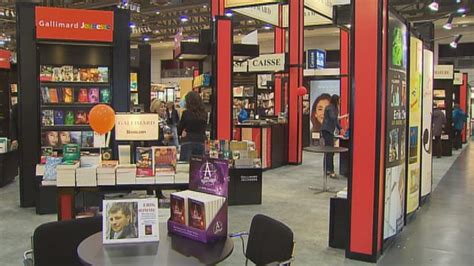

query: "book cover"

left=58, top=131, right=71, bottom=146
left=100, top=88, right=111, bottom=103
left=78, top=88, right=89, bottom=103
left=63, top=87, right=74, bottom=103
left=54, top=110, right=65, bottom=125
left=70, top=131, right=82, bottom=146
left=41, top=110, right=54, bottom=126
left=88, top=88, right=100, bottom=103
left=40, top=66, right=53, bottom=82
left=42, top=131, right=59, bottom=147
left=153, top=146, right=177, bottom=175
left=62, top=65, right=74, bottom=82
left=75, top=110, right=88, bottom=124
left=93, top=132, right=106, bottom=148
left=170, top=194, right=186, bottom=225
left=48, top=88, right=59, bottom=103
left=101, top=148, right=113, bottom=161
left=188, top=198, right=206, bottom=230
left=136, top=147, right=154, bottom=177
left=64, top=111, right=75, bottom=125
left=81, top=131, right=94, bottom=147
left=52, top=67, right=63, bottom=82
left=79, top=68, right=89, bottom=82
left=98, top=67, right=109, bottom=83
left=40, top=87, right=50, bottom=104
left=73, top=68, right=80, bottom=81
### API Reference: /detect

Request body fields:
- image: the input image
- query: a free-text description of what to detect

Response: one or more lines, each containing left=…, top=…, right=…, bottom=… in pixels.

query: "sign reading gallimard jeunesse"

left=248, top=53, right=285, bottom=72
left=115, top=114, right=159, bottom=141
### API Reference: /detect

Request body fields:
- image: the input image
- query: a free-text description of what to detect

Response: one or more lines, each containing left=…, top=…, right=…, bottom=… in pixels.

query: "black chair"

left=231, top=214, right=295, bottom=265
left=24, top=216, right=102, bottom=266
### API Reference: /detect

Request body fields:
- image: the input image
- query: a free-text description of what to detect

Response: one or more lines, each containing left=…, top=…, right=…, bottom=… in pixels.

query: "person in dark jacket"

left=432, top=103, right=446, bottom=158
left=452, top=104, right=467, bottom=150
left=166, top=102, right=180, bottom=148
left=321, top=95, right=348, bottom=178
left=9, top=103, right=19, bottom=150
left=107, top=203, right=137, bottom=240
left=178, top=91, right=207, bottom=161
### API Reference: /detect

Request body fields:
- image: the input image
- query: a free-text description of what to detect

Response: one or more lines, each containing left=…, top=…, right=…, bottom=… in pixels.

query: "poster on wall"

left=309, top=80, right=340, bottom=142
left=421, top=49, right=434, bottom=197
left=384, top=12, right=407, bottom=240
left=406, top=36, right=423, bottom=214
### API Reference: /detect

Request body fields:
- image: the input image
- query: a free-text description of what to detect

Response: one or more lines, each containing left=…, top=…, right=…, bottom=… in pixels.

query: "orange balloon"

left=89, top=104, right=115, bottom=135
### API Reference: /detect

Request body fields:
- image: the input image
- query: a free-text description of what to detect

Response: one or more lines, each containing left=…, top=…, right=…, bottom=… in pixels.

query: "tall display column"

left=347, top=0, right=387, bottom=262
left=274, top=4, right=285, bottom=114
left=340, top=29, right=350, bottom=130
left=211, top=0, right=232, bottom=140
left=460, top=73, right=468, bottom=143
left=138, top=43, right=151, bottom=112
left=288, top=0, right=304, bottom=164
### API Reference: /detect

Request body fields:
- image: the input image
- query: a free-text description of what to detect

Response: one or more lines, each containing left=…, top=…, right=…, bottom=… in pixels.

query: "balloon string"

left=106, top=132, right=111, bottom=147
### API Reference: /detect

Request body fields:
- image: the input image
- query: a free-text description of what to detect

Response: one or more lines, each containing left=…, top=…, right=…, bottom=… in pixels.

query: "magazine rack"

left=168, top=156, right=229, bottom=243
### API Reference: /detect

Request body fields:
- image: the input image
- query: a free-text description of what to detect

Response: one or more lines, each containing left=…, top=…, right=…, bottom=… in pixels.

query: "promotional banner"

left=421, top=49, right=434, bottom=197
left=406, top=36, right=422, bottom=214
left=35, top=6, right=114, bottom=42
left=115, top=114, right=159, bottom=141
left=384, top=12, right=407, bottom=240
left=309, top=80, right=340, bottom=141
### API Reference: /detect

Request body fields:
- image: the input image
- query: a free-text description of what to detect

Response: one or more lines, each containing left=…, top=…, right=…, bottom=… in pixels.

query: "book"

left=170, top=193, right=187, bottom=225
left=153, top=146, right=177, bottom=175
left=52, top=67, right=63, bottom=82
left=64, top=111, right=75, bottom=125
left=54, top=110, right=65, bottom=125
left=188, top=198, right=206, bottom=230
left=41, top=110, right=54, bottom=126
left=93, top=132, right=106, bottom=148
left=40, top=66, right=53, bottom=81
left=88, top=88, right=100, bottom=103
left=100, top=88, right=111, bottom=103
left=70, top=131, right=82, bottom=146
left=43, top=156, right=63, bottom=181
left=62, top=87, right=74, bottom=103
left=62, top=65, right=74, bottom=82
left=58, top=131, right=72, bottom=146
left=118, top=145, right=131, bottom=165
left=75, top=110, right=88, bottom=124
left=136, top=147, right=154, bottom=177
left=78, top=88, right=89, bottom=103
left=40, top=87, right=50, bottom=103
left=48, top=88, right=59, bottom=103
left=98, top=67, right=109, bottom=83
left=42, top=131, right=59, bottom=147
left=81, top=131, right=94, bottom=148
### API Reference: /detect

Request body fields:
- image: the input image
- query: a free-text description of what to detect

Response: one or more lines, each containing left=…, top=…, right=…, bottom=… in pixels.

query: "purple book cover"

left=170, top=194, right=186, bottom=225
left=189, top=157, right=229, bottom=197
left=88, top=88, right=100, bottom=103
left=188, top=198, right=206, bottom=230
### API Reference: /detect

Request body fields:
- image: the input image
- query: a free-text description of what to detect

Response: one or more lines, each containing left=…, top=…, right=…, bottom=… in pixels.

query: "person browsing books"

left=166, top=101, right=180, bottom=148
left=107, top=203, right=137, bottom=240
left=432, top=103, right=446, bottom=158
left=178, top=91, right=207, bottom=161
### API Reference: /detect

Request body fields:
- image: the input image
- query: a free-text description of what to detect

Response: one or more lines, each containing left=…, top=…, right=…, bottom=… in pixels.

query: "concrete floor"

left=0, top=144, right=469, bottom=265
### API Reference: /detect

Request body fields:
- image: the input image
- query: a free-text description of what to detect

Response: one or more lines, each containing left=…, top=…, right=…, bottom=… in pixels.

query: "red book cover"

left=78, top=88, right=89, bottom=103
left=136, top=147, right=154, bottom=176
left=188, top=199, right=206, bottom=230
left=170, top=194, right=186, bottom=225
left=48, top=88, right=59, bottom=103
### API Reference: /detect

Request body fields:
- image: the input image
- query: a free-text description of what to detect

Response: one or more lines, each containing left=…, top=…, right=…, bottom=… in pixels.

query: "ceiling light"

left=443, top=13, right=454, bottom=30
left=450, top=34, right=463, bottom=48
left=129, top=23, right=136, bottom=29
left=203, top=5, right=207, bottom=8
left=263, top=24, right=272, bottom=30
left=155, top=10, right=160, bottom=15
left=428, top=1, right=439, bottom=11
left=143, top=36, right=150, bottom=42
left=462, top=14, right=466, bottom=17
left=457, top=7, right=466, bottom=14
left=180, top=15, right=189, bottom=22
left=225, top=11, right=233, bottom=17
left=456, top=0, right=461, bottom=3
left=345, top=24, right=351, bottom=28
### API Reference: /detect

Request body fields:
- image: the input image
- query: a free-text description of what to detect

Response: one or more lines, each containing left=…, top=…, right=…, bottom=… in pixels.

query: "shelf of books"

left=233, top=73, right=257, bottom=119
left=39, top=65, right=111, bottom=151
left=256, top=74, right=275, bottom=117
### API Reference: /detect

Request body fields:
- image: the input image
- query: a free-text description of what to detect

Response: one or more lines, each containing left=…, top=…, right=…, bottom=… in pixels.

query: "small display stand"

left=168, top=156, right=228, bottom=243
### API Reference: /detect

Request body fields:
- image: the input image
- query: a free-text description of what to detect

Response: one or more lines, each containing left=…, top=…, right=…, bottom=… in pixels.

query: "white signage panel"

left=233, top=61, right=248, bottom=72
left=304, top=0, right=334, bottom=19
left=421, top=49, right=434, bottom=197
left=434, top=65, right=454, bottom=80
left=248, top=53, right=285, bottom=72
left=233, top=5, right=279, bottom=26
left=453, top=72, right=463, bottom=85
left=115, top=114, right=159, bottom=141
left=282, top=6, right=332, bottom=27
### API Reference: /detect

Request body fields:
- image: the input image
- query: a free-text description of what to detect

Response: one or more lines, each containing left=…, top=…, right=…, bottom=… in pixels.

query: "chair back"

left=33, top=216, right=102, bottom=266
left=246, top=214, right=294, bottom=265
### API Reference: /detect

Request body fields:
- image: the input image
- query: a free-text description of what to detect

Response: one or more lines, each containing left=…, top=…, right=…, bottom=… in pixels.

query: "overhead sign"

left=307, top=49, right=326, bottom=69
left=115, top=114, right=159, bottom=141
left=233, top=5, right=279, bottom=26
left=0, top=49, right=11, bottom=69
left=233, top=61, right=248, bottom=72
left=35, top=7, right=114, bottom=42
left=225, top=0, right=282, bottom=8
left=248, top=53, right=285, bottom=72
left=173, top=27, right=183, bottom=59
left=434, top=65, right=454, bottom=80
left=282, top=6, right=332, bottom=27
left=304, top=0, right=334, bottom=19
left=453, top=72, right=463, bottom=85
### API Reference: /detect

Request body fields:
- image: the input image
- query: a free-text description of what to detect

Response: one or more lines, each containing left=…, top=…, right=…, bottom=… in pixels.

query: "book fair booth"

left=5, top=0, right=471, bottom=264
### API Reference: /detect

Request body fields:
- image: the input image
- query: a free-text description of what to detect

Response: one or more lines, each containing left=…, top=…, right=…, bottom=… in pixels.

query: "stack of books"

left=76, top=166, right=97, bottom=187
left=116, top=164, right=136, bottom=184
left=230, top=140, right=261, bottom=168
left=56, top=161, right=80, bottom=187
left=80, top=153, right=101, bottom=167
left=170, top=190, right=225, bottom=230
left=174, top=162, right=189, bottom=184
left=153, top=146, right=177, bottom=184
left=97, top=161, right=118, bottom=185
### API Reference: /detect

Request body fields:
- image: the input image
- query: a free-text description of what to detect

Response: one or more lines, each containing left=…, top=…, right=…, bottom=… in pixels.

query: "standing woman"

left=178, top=91, right=207, bottom=161
left=166, top=102, right=180, bottom=148
left=321, top=94, right=348, bottom=178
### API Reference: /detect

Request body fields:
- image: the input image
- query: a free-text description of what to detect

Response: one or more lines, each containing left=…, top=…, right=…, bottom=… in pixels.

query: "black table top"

left=78, top=224, right=234, bottom=266
left=304, top=146, right=349, bottom=154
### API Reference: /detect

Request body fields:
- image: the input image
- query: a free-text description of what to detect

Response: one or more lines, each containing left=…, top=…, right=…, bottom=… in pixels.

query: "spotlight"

left=456, top=0, right=461, bottom=3
left=129, top=23, right=136, bottom=28
left=428, top=1, right=439, bottom=11
left=457, top=7, right=466, bottom=14
left=143, top=36, right=150, bottom=42
left=450, top=34, right=463, bottom=48
left=263, top=24, right=272, bottom=30
left=180, top=15, right=189, bottom=22
left=225, top=11, right=233, bottom=17
left=443, top=13, right=454, bottom=30
left=462, top=14, right=466, bottom=17
left=155, top=10, right=160, bottom=15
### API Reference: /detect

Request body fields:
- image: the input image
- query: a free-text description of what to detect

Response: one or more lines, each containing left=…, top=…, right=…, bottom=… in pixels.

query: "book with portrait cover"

left=152, top=146, right=177, bottom=175
left=88, top=88, right=100, bottom=103
left=75, top=110, right=88, bottom=125
left=78, top=88, right=89, bottom=103
left=136, top=147, right=154, bottom=177
left=102, top=198, right=159, bottom=244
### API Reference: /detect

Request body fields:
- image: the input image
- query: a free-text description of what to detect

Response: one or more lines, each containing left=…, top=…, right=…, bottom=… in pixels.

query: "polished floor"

left=0, top=143, right=470, bottom=265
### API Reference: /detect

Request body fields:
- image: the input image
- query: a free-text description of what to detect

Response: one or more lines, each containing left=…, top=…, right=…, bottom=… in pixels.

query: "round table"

left=77, top=224, right=234, bottom=266
left=304, top=146, right=349, bottom=193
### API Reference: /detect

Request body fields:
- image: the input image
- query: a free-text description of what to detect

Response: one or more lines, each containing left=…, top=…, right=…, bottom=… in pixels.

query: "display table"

left=304, top=146, right=349, bottom=193
left=0, top=150, right=18, bottom=187
left=78, top=225, right=234, bottom=266
left=234, top=123, right=288, bottom=169
left=228, top=168, right=262, bottom=205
